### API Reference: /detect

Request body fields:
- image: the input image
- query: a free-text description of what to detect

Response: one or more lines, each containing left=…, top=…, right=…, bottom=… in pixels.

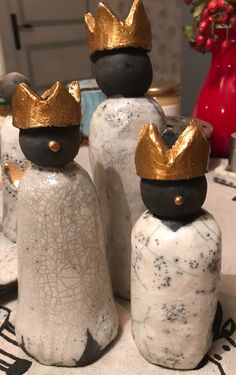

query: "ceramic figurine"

left=85, top=0, right=166, bottom=299
left=0, top=72, right=30, bottom=243
left=0, top=73, right=30, bottom=293
left=12, top=81, right=118, bottom=366
left=131, top=121, right=222, bottom=370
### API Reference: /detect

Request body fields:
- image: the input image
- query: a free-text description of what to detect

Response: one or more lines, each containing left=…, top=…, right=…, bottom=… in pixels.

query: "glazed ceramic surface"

left=16, top=162, right=118, bottom=366
left=89, top=96, right=166, bottom=299
left=1, top=115, right=27, bottom=243
left=131, top=209, right=221, bottom=370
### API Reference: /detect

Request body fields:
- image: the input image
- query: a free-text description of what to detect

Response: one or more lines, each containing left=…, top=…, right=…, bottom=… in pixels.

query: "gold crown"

left=12, top=81, right=81, bottom=129
left=85, top=0, right=152, bottom=56
left=135, top=120, right=210, bottom=180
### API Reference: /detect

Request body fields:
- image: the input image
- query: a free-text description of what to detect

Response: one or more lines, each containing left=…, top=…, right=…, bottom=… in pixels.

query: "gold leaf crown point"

left=135, top=123, right=168, bottom=179
left=85, top=0, right=151, bottom=56
left=12, top=81, right=81, bottom=129
left=135, top=120, right=210, bottom=181
left=85, top=12, right=95, bottom=33
left=69, top=80, right=81, bottom=103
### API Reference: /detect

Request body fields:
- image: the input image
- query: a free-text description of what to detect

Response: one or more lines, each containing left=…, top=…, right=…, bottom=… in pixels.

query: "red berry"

left=201, top=8, right=210, bottom=20
left=196, top=34, right=206, bottom=46
left=198, top=19, right=211, bottom=33
left=230, top=16, right=236, bottom=27
left=218, top=14, right=229, bottom=24
left=221, top=39, right=230, bottom=53
left=205, top=38, right=214, bottom=51
left=217, top=0, right=225, bottom=9
left=226, top=4, right=234, bottom=12
left=184, top=0, right=192, bottom=4
left=208, top=0, right=219, bottom=13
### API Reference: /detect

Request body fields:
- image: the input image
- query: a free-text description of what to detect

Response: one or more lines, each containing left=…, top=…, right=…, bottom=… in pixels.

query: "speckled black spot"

left=162, top=303, right=186, bottom=322
left=207, top=257, right=220, bottom=274
left=161, top=276, right=171, bottom=287
left=161, top=347, right=185, bottom=367
left=189, top=260, right=199, bottom=270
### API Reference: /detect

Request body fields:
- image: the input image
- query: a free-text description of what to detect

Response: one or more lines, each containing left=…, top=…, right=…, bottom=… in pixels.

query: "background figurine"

left=131, top=120, right=222, bottom=370
left=0, top=73, right=29, bottom=243
left=0, top=73, right=30, bottom=293
left=85, top=0, right=166, bottom=299
left=12, top=81, right=118, bottom=366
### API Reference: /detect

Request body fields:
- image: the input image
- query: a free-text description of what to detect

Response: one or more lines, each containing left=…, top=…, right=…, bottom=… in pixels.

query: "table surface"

left=0, top=151, right=235, bottom=375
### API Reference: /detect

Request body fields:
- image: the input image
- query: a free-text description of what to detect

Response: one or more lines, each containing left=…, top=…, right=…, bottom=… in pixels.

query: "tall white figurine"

left=85, top=0, right=166, bottom=299
left=0, top=73, right=29, bottom=292
left=12, top=81, right=118, bottom=366
left=131, top=121, right=222, bottom=370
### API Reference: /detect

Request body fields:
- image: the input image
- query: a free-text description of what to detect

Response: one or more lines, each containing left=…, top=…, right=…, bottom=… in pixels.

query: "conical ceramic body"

left=16, top=162, right=118, bottom=367
left=89, top=96, right=166, bottom=299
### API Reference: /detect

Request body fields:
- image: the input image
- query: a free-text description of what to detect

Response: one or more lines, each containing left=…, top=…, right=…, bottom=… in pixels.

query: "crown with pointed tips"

left=85, top=0, right=152, bottom=56
left=12, top=81, right=81, bottom=129
left=135, top=120, right=210, bottom=181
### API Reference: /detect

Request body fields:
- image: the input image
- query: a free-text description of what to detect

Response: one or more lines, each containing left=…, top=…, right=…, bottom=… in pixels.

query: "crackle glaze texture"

left=1, top=115, right=28, bottom=243
left=16, top=162, right=118, bottom=366
left=131, top=210, right=222, bottom=370
left=89, top=97, right=166, bottom=299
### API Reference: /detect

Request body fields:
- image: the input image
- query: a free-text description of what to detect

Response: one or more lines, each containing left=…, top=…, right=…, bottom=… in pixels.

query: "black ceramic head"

left=19, top=126, right=81, bottom=168
left=141, top=176, right=207, bottom=220
left=92, top=47, right=153, bottom=97
left=0, top=72, right=30, bottom=103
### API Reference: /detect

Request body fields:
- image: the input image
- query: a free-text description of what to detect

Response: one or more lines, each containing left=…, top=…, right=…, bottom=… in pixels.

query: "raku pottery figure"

left=12, top=81, right=118, bottom=366
left=85, top=0, right=166, bottom=299
left=0, top=73, right=30, bottom=292
left=131, top=121, right=222, bottom=370
left=0, top=73, right=29, bottom=243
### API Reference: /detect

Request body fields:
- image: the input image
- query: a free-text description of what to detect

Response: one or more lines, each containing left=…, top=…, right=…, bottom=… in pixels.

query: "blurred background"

left=0, top=0, right=210, bottom=115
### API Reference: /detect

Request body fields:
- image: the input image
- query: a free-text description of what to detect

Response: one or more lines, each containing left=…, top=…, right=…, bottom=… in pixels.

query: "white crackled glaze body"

left=131, top=210, right=221, bottom=370
left=1, top=115, right=27, bottom=242
left=16, top=162, right=118, bottom=367
left=89, top=96, right=166, bottom=299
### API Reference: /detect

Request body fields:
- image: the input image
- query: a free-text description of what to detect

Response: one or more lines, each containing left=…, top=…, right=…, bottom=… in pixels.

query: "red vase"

left=194, top=28, right=236, bottom=157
